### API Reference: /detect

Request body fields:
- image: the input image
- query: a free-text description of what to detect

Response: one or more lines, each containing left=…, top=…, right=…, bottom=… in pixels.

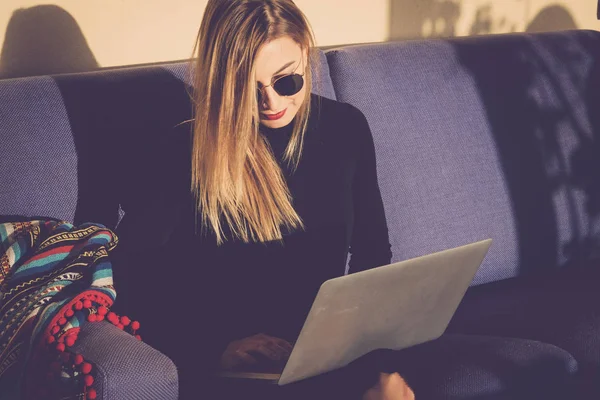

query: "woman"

left=114, top=0, right=413, bottom=399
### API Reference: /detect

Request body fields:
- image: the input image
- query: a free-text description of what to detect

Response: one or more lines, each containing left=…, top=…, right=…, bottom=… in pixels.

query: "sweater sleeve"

left=347, top=106, right=393, bottom=274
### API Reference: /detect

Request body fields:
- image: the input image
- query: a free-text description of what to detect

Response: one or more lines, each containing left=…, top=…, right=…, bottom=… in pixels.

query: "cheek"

left=290, top=86, right=307, bottom=110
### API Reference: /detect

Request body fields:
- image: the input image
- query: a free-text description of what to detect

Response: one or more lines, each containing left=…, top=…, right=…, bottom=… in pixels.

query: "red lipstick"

left=261, top=108, right=287, bottom=121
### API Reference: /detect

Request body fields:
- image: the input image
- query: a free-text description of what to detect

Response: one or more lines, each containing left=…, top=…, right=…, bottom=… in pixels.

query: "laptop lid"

left=277, top=238, right=492, bottom=385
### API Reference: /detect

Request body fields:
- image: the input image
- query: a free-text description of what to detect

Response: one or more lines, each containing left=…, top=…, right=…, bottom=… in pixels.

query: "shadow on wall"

left=389, top=0, right=461, bottom=39
left=389, top=0, right=578, bottom=40
left=526, top=5, right=577, bottom=33
left=0, top=5, right=98, bottom=79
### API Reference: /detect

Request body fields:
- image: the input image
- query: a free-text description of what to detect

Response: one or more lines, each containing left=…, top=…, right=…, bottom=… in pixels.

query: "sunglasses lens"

left=274, top=74, right=304, bottom=96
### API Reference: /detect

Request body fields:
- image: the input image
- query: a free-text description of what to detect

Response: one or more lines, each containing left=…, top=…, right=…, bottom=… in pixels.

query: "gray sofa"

left=1, top=30, right=600, bottom=399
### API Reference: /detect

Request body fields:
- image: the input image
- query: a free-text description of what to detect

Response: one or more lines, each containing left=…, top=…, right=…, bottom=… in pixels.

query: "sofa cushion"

left=326, top=30, right=600, bottom=285
left=0, top=77, right=78, bottom=222
left=388, top=334, right=578, bottom=400
left=447, top=265, right=600, bottom=397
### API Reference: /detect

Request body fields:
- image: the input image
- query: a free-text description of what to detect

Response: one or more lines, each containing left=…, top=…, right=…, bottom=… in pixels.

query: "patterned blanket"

left=0, top=219, right=136, bottom=399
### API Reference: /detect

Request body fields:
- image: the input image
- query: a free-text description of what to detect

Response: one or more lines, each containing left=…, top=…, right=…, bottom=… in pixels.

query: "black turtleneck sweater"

left=112, top=94, right=392, bottom=388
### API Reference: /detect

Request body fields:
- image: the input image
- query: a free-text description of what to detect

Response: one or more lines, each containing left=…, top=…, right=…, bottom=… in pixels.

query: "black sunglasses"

left=257, top=72, right=305, bottom=100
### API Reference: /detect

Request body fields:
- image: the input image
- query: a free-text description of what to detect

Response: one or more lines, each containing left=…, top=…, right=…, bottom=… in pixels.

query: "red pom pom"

left=88, top=388, right=97, bottom=399
left=96, top=315, right=105, bottom=322
left=74, top=354, right=84, bottom=365
left=117, top=323, right=124, bottom=330
left=56, top=343, right=65, bottom=352
left=75, top=301, right=83, bottom=310
left=81, top=362, right=92, bottom=374
left=51, top=326, right=60, bottom=335
left=46, top=336, right=56, bottom=344
left=58, top=317, right=67, bottom=326
left=84, top=374, right=94, bottom=387
left=135, top=335, right=142, bottom=341
left=87, top=314, right=98, bottom=322
left=65, top=309, right=74, bottom=317
left=107, top=312, right=117, bottom=323
left=97, top=306, right=108, bottom=316
left=83, top=299, right=92, bottom=309
left=65, top=336, right=76, bottom=347
left=120, top=316, right=131, bottom=326
left=131, top=321, right=140, bottom=331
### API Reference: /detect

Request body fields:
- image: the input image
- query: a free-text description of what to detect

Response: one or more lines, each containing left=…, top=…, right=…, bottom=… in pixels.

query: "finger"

left=253, top=335, right=292, bottom=357
left=257, top=334, right=292, bottom=348
left=259, top=334, right=294, bottom=353
left=251, top=343, right=281, bottom=360
left=235, top=351, right=259, bottom=366
left=271, top=338, right=294, bottom=353
left=265, top=338, right=293, bottom=356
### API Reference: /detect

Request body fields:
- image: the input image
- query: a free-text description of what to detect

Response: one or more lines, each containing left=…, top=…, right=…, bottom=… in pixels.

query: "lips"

left=261, top=108, right=287, bottom=121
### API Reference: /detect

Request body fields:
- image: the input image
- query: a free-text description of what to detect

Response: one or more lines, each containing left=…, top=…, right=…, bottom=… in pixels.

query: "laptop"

left=216, top=238, right=492, bottom=386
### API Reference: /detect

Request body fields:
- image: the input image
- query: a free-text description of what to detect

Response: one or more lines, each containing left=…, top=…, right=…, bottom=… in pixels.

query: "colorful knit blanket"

left=0, top=219, right=137, bottom=400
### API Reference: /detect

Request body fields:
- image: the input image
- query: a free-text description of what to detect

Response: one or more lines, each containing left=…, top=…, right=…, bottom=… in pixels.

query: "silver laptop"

left=217, top=238, right=492, bottom=386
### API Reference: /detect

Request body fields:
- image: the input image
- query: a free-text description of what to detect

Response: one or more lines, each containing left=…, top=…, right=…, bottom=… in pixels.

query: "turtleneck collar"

left=259, top=119, right=295, bottom=138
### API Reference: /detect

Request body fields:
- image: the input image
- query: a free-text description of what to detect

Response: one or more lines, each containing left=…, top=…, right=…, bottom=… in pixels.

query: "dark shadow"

left=577, top=53, right=600, bottom=260
left=52, top=67, right=193, bottom=231
left=526, top=5, right=578, bottom=33
left=389, top=0, right=461, bottom=40
left=452, top=35, right=556, bottom=275
left=53, top=66, right=195, bottom=354
left=469, top=4, right=494, bottom=36
left=449, top=31, right=600, bottom=274
left=0, top=5, right=99, bottom=79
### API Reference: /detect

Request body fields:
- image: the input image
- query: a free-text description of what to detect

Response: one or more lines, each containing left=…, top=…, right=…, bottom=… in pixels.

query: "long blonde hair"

left=190, top=0, right=316, bottom=244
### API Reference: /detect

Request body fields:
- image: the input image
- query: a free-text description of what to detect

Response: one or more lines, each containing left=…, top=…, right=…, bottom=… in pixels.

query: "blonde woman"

left=114, top=0, right=413, bottom=399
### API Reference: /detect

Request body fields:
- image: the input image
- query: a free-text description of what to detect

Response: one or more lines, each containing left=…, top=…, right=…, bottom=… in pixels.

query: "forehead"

left=255, top=36, right=301, bottom=78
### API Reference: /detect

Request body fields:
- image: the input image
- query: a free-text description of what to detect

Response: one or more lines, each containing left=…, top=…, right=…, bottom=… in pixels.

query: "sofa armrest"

left=72, top=321, right=178, bottom=400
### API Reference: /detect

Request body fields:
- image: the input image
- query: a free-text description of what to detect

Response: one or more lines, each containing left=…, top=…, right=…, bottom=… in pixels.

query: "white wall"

left=0, top=0, right=598, bottom=78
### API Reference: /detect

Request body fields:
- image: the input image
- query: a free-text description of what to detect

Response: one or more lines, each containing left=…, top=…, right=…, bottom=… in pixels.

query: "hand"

left=362, top=373, right=415, bottom=400
left=219, top=333, right=293, bottom=371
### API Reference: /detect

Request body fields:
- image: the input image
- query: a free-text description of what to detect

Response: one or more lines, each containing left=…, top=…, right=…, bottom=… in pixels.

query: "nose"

left=260, top=86, right=283, bottom=112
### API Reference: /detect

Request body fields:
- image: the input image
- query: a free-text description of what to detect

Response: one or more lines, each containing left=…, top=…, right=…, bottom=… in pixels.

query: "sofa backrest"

left=0, top=76, right=79, bottom=222
left=0, top=50, right=335, bottom=228
left=3, top=32, right=600, bottom=286
left=326, top=30, right=600, bottom=285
